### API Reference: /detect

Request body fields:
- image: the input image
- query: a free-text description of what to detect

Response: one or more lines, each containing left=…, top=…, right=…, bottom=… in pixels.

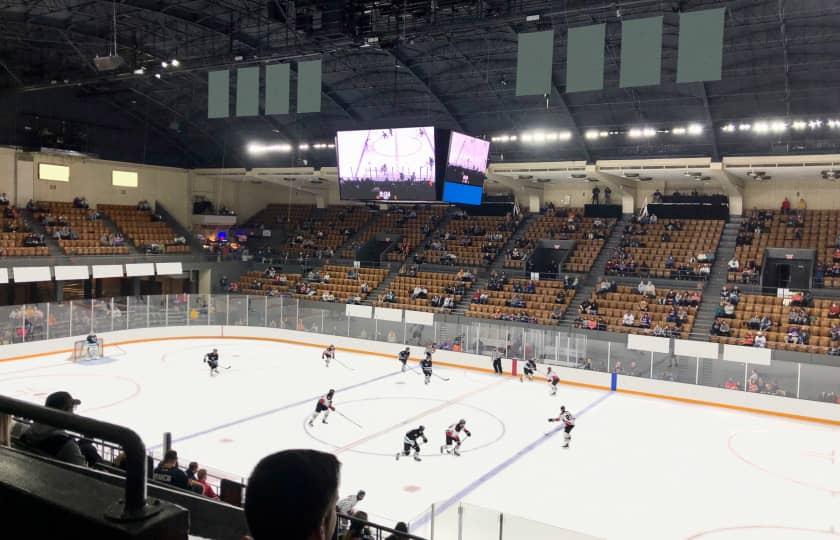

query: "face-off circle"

left=728, top=430, right=840, bottom=495
left=0, top=373, right=141, bottom=412
left=687, top=525, right=840, bottom=539
left=303, top=396, right=507, bottom=458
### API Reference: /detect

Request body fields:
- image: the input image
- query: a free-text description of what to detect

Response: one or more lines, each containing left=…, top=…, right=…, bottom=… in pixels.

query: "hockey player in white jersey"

left=440, top=419, right=471, bottom=456
left=547, top=367, right=560, bottom=396
left=322, top=345, right=335, bottom=367
left=309, top=389, right=335, bottom=426
left=548, top=405, right=576, bottom=448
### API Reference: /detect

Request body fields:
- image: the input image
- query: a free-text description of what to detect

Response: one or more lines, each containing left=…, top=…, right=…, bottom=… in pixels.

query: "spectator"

left=754, top=332, right=767, bottom=348
left=591, top=186, right=600, bottom=205
left=798, top=197, right=807, bottom=212
left=337, top=490, right=366, bottom=516
left=603, top=186, right=612, bottom=203
left=781, top=197, right=791, bottom=214
left=728, top=257, right=739, bottom=271
left=385, top=522, right=410, bottom=540
left=622, top=311, right=635, bottom=326
left=153, top=449, right=190, bottom=490
left=195, top=468, right=219, bottom=500
left=19, top=391, right=94, bottom=467
left=245, top=449, right=341, bottom=540
left=829, top=302, right=840, bottom=319
left=342, top=511, right=372, bottom=540
left=0, top=192, right=8, bottom=205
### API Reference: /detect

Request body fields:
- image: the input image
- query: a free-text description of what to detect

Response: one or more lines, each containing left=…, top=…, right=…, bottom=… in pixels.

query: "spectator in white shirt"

left=728, top=257, right=740, bottom=271
left=644, top=281, right=656, bottom=298
left=622, top=312, right=635, bottom=326
left=337, top=490, right=366, bottom=516
left=754, top=332, right=767, bottom=348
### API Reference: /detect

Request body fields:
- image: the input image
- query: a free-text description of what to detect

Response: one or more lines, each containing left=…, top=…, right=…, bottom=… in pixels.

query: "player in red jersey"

left=440, top=419, right=471, bottom=456
left=308, top=389, right=335, bottom=426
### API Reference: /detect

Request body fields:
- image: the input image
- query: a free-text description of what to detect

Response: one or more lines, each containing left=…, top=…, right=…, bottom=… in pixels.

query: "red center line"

left=334, top=378, right=507, bottom=455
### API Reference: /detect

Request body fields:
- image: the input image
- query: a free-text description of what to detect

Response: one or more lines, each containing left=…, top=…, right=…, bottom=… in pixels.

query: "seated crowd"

left=237, top=264, right=388, bottom=305
left=375, top=266, right=475, bottom=313
left=467, top=272, right=577, bottom=325
left=416, top=210, right=520, bottom=267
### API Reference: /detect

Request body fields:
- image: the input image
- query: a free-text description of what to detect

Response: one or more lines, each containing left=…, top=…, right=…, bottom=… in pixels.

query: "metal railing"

left=0, top=393, right=156, bottom=521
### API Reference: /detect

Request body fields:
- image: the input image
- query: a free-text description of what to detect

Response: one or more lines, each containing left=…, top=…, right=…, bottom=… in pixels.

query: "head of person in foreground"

left=245, top=449, right=341, bottom=540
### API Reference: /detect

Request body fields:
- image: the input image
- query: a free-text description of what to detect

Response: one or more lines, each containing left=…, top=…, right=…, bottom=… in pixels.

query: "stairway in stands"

left=554, top=213, right=632, bottom=326
left=690, top=216, right=742, bottom=338
left=21, top=208, right=62, bottom=256
left=488, top=212, right=538, bottom=271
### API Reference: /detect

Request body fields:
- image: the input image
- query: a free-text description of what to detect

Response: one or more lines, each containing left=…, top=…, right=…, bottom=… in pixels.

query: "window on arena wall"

left=38, top=163, right=70, bottom=182
left=112, top=170, right=139, bottom=188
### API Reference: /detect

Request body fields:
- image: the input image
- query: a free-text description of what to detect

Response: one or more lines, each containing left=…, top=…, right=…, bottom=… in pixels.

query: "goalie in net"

left=73, top=333, right=104, bottom=361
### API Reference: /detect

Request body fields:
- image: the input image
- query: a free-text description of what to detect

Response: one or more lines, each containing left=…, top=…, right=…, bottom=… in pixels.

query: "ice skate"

left=413, top=454, right=422, bottom=462
left=453, top=448, right=461, bottom=457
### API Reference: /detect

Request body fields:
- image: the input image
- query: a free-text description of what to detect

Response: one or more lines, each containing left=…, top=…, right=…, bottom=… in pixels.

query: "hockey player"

left=520, top=359, right=537, bottom=382
left=203, top=348, right=220, bottom=376
left=420, top=351, right=433, bottom=385
left=440, top=419, right=471, bottom=456
left=322, top=345, right=336, bottom=367
left=309, top=389, right=335, bottom=426
left=398, top=347, right=410, bottom=372
left=85, top=333, right=100, bottom=358
left=547, top=367, right=560, bottom=396
left=548, top=405, right=576, bottom=448
left=396, top=425, right=427, bottom=461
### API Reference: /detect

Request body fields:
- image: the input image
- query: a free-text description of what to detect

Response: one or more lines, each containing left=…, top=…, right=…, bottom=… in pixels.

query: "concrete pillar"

left=198, top=269, right=212, bottom=295
left=622, top=192, right=635, bottom=215
left=55, top=280, right=64, bottom=302
left=131, top=277, right=141, bottom=297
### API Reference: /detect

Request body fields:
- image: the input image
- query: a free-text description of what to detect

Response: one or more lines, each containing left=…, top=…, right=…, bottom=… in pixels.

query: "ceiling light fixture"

left=688, top=123, right=703, bottom=135
left=170, top=59, right=180, bottom=67
left=161, top=61, right=168, bottom=68
left=721, top=124, right=736, bottom=133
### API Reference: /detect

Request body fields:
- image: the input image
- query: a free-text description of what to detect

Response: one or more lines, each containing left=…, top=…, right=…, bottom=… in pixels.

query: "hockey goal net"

left=72, top=338, right=104, bottom=361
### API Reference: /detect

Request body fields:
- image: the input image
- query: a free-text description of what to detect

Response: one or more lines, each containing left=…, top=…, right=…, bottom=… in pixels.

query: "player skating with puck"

left=398, top=347, right=410, bottom=372
left=548, top=405, right=576, bottom=448
left=520, top=358, right=537, bottom=382
left=396, top=425, right=427, bottom=461
left=309, top=389, right=335, bottom=426
left=547, top=367, right=560, bottom=396
left=440, top=419, right=471, bottom=456
left=322, top=344, right=335, bottom=367
left=203, top=348, right=220, bottom=376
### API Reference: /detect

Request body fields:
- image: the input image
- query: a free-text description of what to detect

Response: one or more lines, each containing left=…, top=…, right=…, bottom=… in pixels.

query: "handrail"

left=0, top=394, right=158, bottom=522
left=337, top=511, right=426, bottom=540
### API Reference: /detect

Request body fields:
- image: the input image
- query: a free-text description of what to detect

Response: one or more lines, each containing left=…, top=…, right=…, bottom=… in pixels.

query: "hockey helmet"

left=327, top=389, right=335, bottom=396
left=458, top=418, right=466, bottom=425
left=418, top=425, right=425, bottom=431
left=560, top=405, right=566, bottom=412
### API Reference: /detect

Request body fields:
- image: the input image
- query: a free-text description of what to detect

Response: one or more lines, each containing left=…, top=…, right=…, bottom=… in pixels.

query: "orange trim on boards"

left=1, top=333, right=837, bottom=427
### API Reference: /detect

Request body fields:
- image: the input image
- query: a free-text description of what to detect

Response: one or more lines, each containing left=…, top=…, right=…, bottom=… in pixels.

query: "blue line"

left=148, top=366, right=413, bottom=451
left=411, top=390, right=613, bottom=531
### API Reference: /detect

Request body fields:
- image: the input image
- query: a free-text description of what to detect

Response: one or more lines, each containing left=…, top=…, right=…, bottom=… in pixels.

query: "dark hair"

left=245, top=449, right=341, bottom=540
left=394, top=521, right=408, bottom=532
left=163, top=450, right=178, bottom=462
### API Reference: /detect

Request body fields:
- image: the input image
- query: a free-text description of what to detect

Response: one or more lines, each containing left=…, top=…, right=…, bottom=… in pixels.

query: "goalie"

left=85, top=333, right=100, bottom=358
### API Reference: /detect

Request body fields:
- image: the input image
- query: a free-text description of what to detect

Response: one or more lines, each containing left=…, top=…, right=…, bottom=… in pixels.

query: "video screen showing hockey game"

left=336, top=127, right=437, bottom=201
left=443, top=131, right=490, bottom=188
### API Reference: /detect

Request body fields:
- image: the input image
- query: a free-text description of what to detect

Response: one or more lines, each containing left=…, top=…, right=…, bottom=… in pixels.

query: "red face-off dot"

left=402, top=485, right=421, bottom=493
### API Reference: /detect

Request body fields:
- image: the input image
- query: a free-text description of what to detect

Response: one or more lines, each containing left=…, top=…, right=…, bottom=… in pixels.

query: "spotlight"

left=299, top=144, right=310, bottom=150
left=791, top=121, right=807, bottom=131
left=721, top=124, right=736, bottom=133
left=752, top=122, right=769, bottom=134
left=585, top=130, right=599, bottom=140
left=770, top=121, right=787, bottom=133
left=808, top=120, right=823, bottom=129
left=672, top=127, right=687, bottom=135
left=599, top=131, right=609, bottom=137
left=161, top=61, right=168, bottom=68
left=154, top=73, right=161, bottom=79
left=558, top=131, right=572, bottom=141
left=170, top=59, right=180, bottom=67
left=688, top=123, right=703, bottom=135
left=133, top=67, right=145, bottom=75
left=738, top=123, right=752, bottom=131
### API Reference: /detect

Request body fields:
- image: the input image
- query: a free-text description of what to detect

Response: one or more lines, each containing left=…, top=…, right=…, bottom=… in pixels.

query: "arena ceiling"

left=0, top=0, right=839, bottom=169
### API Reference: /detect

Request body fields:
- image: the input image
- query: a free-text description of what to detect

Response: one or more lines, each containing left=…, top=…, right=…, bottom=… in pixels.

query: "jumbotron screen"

left=442, top=131, right=490, bottom=205
left=336, top=127, right=436, bottom=201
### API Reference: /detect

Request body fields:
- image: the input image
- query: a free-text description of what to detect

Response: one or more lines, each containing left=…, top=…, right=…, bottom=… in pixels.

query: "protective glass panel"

left=659, top=354, right=698, bottom=384
left=406, top=322, right=434, bottom=347
left=458, top=503, right=501, bottom=540
left=187, top=294, right=209, bottom=326
left=70, top=299, right=93, bottom=335
left=147, top=295, right=166, bottom=328
left=297, top=305, right=325, bottom=334
left=699, top=357, right=746, bottom=391
left=91, top=299, right=114, bottom=333
left=19, top=304, right=47, bottom=342
left=348, top=316, right=375, bottom=341
left=799, top=362, right=840, bottom=403
left=747, top=361, right=797, bottom=398
left=228, top=296, right=247, bottom=326
left=583, top=337, right=610, bottom=372
left=247, top=296, right=266, bottom=327
left=209, top=295, right=227, bottom=326
left=608, top=340, right=651, bottom=377
left=267, top=296, right=288, bottom=329
left=436, top=320, right=467, bottom=353
left=127, top=296, right=149, bottom=330
left=375, top=319, right=404, bottom=344
left=164, top=294, right=189, bottom=327
left=323, top=309, right=349, bottom=337
left=48, top=302, right=72, bottom=339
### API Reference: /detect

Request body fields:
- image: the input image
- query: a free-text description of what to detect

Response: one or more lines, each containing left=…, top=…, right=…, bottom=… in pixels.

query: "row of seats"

left=374, top=270, right=473, bottom=313
left=466, top=278, right=576, bottom=326
left=337, top=206, right=446, bottom=261
left=99, top=204, right=190, bottom=254
left=505, top=209, right=616, bottom=273
left=35, top=201, right=128, bottom=255
left=246, top=204, right=314, bottom=229
left=417, top=214, right=519, bottom=267
left=283, top=206, right=374, bottom=259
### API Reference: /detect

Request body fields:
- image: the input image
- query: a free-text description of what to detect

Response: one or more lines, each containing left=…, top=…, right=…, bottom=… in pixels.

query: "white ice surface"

left=1, top=338, right=838, bottom=539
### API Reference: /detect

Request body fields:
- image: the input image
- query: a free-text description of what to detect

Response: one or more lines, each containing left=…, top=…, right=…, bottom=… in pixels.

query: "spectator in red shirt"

left=724, top=378, right=739, bottom=390
left=831, top=303, right=840, bottom=319
left=781, top=197, right=791, bottom=214
left=195, top=468, right=219, bottom=500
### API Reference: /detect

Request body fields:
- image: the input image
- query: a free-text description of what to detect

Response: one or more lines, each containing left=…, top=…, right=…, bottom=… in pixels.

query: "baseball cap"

left=45, top=391, right=81, bottom=410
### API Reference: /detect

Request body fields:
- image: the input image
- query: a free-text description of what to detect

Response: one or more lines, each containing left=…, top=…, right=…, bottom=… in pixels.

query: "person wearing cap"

left=337, top=489, right=366, bottom=516
left=18, top=391, right=87, bottom=466
left=153, top=449, right=190, bottom=490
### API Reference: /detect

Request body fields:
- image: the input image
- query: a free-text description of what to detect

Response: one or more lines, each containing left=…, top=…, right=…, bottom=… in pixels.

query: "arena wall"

left=3, top=325, right=839, bottom=425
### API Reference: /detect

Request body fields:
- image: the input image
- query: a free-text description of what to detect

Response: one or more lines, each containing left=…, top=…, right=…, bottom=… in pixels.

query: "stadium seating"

left=375, top=269, right=474, bottom=313
left=605, top=218, right=724, bottom=280
left=466, top=278, right=576, bottom=325
left=728, top=209, right=840, bottom=287
left=34, top=201, right=129, bottom=256
left=417, top=213, right=520, bottom=267
left=505, top=209, right=616, bottom=273
left=708, top=291, right=837, bottom=354
left=239, top=264, right=389, bottom=304
left=99, top=204, right=190, bottom=254
left=337, top=206, right=447, bottom=261
left=282, top=206, right=374, bottom=260
left=575, top=284, right=702, bottom=338
left=246, top=204, right=314, bottom=229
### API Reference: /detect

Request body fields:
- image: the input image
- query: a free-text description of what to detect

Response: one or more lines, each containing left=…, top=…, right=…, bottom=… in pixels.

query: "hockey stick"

left=335, top=410, right=363, bottom=428
left=333, top=357, right=356, bottom=372
left=433, top=372, right=450, bottom=382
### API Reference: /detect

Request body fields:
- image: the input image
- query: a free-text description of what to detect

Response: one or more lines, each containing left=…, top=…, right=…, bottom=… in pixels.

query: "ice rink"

left=1, top=337, right=839, bottom=539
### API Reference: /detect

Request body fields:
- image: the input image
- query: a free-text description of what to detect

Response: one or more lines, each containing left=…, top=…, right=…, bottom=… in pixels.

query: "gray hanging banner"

left=620, top=16, right=663, bottom=88
left=236, top=67, right=260, bottom=117
left=207, top=70, right=230, bottom=118
left=297, top=59, right=322, bottom=113
left=677, top=8, right=726, bottom=83
left=266, top=63, right=290, bottom=115
left=515, top=30, right=555, bottom=96
left=566, top=24, right=605, bottom=93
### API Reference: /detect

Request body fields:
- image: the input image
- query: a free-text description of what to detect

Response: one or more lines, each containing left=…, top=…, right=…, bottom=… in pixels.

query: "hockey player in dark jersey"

left=440, top=419, right=471, bottom=456
left=203, top=348, right=220, bottom=376
left=421, top=352, right=433, bottom=385
left=398, top=347, right=410, bottom=372
left=520, top=359, right=537, bottom=382
left=309, top=389, right=335, bottom=426
left=322, top=345, right=335, bottom=367
left=548, top=405, right=576, bottom=448
left=396, top=425, right=427, bottom=461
